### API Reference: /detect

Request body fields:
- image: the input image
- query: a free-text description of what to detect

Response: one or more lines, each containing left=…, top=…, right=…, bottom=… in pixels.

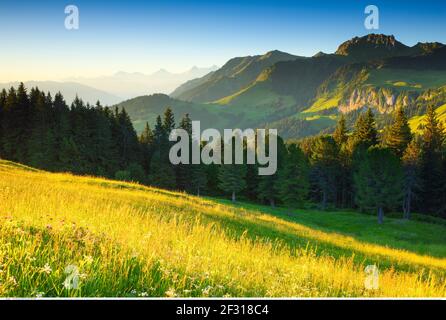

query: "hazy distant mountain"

left=0, top=81, right=122, bottom=106
left=67, top=66, right=218, bottom=99
left=120, top=34, right=446, bottom=139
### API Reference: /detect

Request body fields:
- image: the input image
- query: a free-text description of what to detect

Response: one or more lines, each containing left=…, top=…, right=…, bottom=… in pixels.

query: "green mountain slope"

left=171, top=50, right=303, bottom=103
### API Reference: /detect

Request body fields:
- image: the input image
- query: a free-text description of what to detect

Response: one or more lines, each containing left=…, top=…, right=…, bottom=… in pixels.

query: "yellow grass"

left=0, top=160, right=445, bottom=297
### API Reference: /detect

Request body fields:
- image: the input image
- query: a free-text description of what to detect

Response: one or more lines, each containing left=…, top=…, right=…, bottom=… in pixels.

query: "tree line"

left=0, top=84, right=445, bottom=223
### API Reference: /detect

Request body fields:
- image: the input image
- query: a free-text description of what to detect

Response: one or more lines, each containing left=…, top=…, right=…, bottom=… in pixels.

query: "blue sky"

left=0, top=0, right=445, bottom=81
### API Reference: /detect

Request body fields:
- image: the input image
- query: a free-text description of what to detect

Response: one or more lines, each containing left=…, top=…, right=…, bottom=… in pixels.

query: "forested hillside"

left=1, top=83, right=445, bottom=221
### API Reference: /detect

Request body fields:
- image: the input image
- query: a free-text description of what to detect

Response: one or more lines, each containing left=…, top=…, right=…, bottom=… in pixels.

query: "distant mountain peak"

left=313, top=51, right=328, bottom=58
left=260, top=50, right=295, bottom=60
left=335, top=34, right=411, bottom=61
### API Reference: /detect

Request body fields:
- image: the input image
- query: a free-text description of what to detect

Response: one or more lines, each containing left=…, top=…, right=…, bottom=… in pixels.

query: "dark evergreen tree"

left=175, top=114, right=192, bottom=191
left=218, top=163, right=247, bottom=202
left=402, top=139, right=421, bottom=220
left=333, top=114, right=348, bottom=146
left=277, top=144, right=309, bottom=208
left=0, top=89, right=7, bottom=157
left=309, top=135, right=340, bottom=210
left=384, top=107, right=412, bottom=157
left=418, top=105, right=445, bottom=216
left=354, top=146, right=403, bottom=224
left=28, top=89, right=54, bottom=169
left=256, top=135, right=287, bottom=207
left=139, top=122, right=154, bottom=174
left=349, top=108, right=378, bottom=150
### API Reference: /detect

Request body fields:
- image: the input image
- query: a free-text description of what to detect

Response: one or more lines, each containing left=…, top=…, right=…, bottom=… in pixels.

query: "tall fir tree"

left=309, top=135, right=340, bottom=210
left=175, top=114, right=192, bottom=191
left=354, top=146, right=403, bottom=224
left=402, top=139, right=421, bottom=220
left=277, top=144, right=309, bottom=208
left=257, top=134, right=287, bottom=207
left=333, top=114, right=348, bottom=146
left=350, top=108, right=378, bottom=150
left=419, top=105, right=445, bottom=216
left=218, top=163, right=247, bottom=202
left=0, top=89, right=6, bottom=157
left=139, top=122, right=154, bottom=174
left=384, top=107, right=412, bottom=157
left=218, top=136, right=248, bottom=202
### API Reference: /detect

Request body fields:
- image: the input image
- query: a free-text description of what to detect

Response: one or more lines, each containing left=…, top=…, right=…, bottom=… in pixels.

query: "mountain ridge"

left=119, top=34, right=446, bottom=139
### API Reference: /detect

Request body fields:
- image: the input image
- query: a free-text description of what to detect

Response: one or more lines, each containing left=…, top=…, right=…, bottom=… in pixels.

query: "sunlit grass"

left=0, top=160, right=445, bottom=297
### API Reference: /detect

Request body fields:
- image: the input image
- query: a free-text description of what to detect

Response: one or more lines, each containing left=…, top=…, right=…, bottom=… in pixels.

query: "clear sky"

left=1, top=0, right=445, bottom=82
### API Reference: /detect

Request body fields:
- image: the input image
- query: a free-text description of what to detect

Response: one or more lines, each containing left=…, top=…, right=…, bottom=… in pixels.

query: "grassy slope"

left=367, top=69, right=446, bottom=92
left=409, top=103, right=446, bottom=133
left=0, top=160, right=445, bottom=297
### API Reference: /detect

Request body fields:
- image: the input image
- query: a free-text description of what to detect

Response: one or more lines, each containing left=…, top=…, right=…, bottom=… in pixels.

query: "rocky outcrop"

left=339, top=87, right=414, bottom=114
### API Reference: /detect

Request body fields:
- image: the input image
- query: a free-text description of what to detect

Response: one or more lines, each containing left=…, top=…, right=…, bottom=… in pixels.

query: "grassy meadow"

left=0, top=160, right=445, bottom=298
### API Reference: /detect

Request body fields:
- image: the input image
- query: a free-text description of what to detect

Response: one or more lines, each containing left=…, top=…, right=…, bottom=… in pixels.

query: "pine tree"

left=28, top=89, right=54, bottom=169
left=175, top=114, right=192, bottom=191
left=0, top=89, right=6, bottom=157
left=277, top=144, right=309, bottom=208
left=163, top=107, right=175, bottom=135
left=148, top=151, right=177, bottom=189
left=139, top=122, right=154, bottom=174
left=350, top=108, right=378, bottom=150
left=419, top=105, right=445, bottom=215
left=256, top=135, right=287, bottom=207
left=309, top=135, right=340, bottom=210
left=384, top=107, right=412, bottom=157
left=218, top=163, right=247, bottom=202
left=190, top=163, right=208, bottom=196
left=333, top=114, right=348, bottom=146
left=1, top=87, right=18, bottom=160
left=52, top=92, right=72, bottom=171
left=402, top=139, right=421, bottom=220
left=354, top=146, right=403, bottom=224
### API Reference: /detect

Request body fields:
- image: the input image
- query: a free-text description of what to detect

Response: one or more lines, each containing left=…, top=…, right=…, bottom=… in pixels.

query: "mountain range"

left=116, top=34, right=446, bottom=138
left=66, top=66, right=218, bottom=99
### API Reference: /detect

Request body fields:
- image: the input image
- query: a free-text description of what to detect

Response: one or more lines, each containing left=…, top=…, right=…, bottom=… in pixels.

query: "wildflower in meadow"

left=40, top=263, right=52, bottom=274
left=165, top=288, right=177, bottom=297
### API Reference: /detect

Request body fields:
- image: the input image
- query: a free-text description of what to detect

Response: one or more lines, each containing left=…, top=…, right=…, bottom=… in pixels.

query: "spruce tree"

left=257, top=135, right=287, bottom=207
left=139, top=122, right=154, bottom=174
left=277, top=144, right=309, bottom=208
left=354, top=146, right=403, bottom=224
left=309, top=135, right=340, bottom=210
left=419, top=105, right=445, bottom=215
left=28, top=89, right=54, bottom=169
left=163, top=107, right=175, bottom=135
left=1, top=87, right=18, bottom=160
left=218, top=135, right=248, bottom=202
left=333, top=114, right=348, bottom=146
left=0, top=89, right=6, bottom=157
left=350, top=108, right=378, bottom=150
left=402, top=139, right=421, bottom=220
left=218, top=163, right=247, bottom=202
left=175, top=114, right=192, bottom=191
left=385, top=107, right=412, bottom=157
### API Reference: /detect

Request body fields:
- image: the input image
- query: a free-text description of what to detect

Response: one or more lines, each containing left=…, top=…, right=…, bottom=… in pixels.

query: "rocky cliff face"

left=338, top=87, right=414, bottom=114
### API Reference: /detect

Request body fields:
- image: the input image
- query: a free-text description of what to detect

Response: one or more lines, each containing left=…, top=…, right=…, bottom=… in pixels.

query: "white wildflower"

left=40, top=263, right=52, bottom=274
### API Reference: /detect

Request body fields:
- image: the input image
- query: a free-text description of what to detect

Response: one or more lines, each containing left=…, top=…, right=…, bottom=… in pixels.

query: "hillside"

left=1, top=159, right=446, bottom=297
left=171, top=50, right=303, bottom=103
